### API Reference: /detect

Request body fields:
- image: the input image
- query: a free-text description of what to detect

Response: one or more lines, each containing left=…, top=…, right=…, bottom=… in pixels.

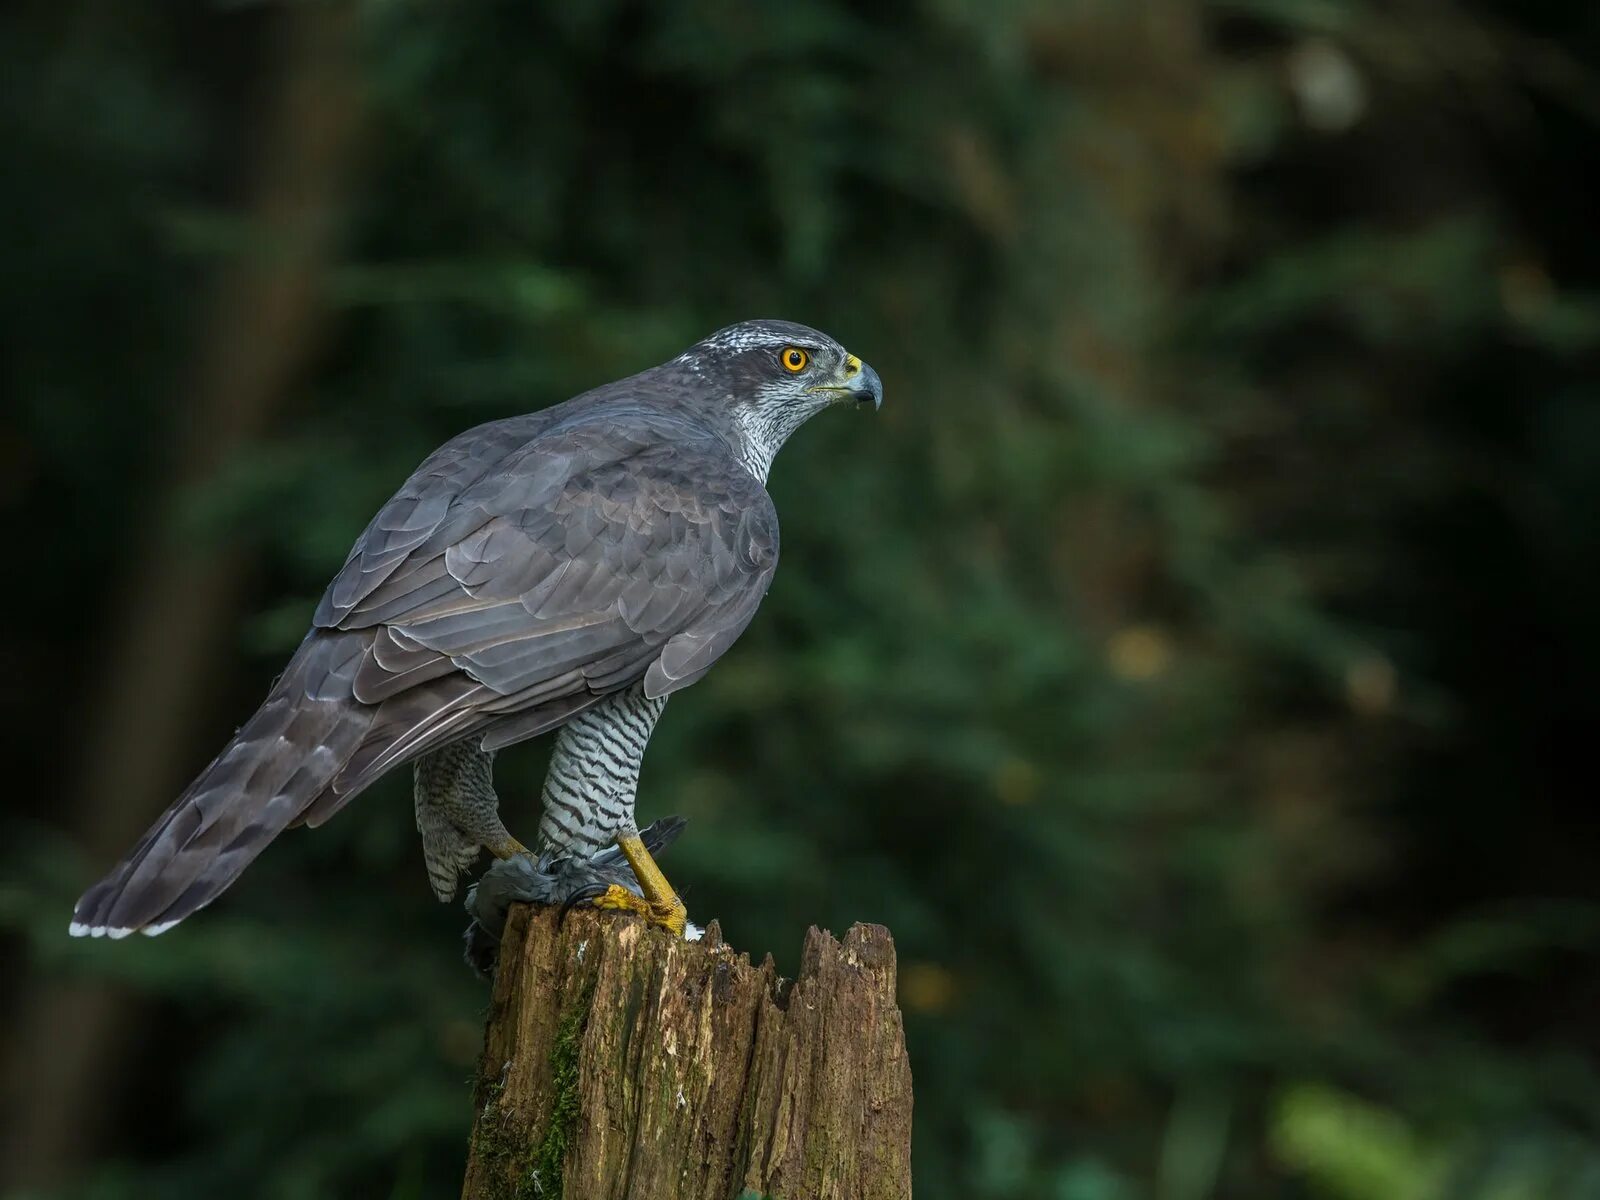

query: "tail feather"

left=70, top=632, right=375, bottom=938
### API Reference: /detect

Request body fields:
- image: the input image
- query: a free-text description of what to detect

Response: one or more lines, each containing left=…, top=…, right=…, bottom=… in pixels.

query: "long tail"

left=70, top=631, right=376, bottom=938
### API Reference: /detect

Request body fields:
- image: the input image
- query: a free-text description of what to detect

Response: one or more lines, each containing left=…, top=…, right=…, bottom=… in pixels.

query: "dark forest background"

left=3, top=2, right=1599, bottom=1197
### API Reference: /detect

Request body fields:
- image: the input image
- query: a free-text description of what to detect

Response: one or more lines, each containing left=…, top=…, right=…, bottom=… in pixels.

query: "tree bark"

left=461, top=907, right=913, bottom=1200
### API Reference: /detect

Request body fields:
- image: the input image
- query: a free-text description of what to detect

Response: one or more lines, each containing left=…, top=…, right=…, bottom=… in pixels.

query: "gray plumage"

left=71, top=319, right=881, bottom=938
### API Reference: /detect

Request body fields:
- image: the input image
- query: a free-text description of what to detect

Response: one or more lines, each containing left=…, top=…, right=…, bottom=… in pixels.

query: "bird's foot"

left=636, top=892, right=687, bottom=937
left=651, top=897, right=688, bottom=938
left=586, top=883, right=687, bottom=936
left=587, top=883, right=650, bottom=918
left=615, top=830, right=688, bottom=938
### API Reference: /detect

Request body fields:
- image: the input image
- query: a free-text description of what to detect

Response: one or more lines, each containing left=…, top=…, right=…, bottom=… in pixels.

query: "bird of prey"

left=71, top=319, right=881, bottom=940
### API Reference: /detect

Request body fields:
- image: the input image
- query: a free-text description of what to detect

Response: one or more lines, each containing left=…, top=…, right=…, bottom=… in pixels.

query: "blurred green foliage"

left=3, top=1, right=1599, bottom=1197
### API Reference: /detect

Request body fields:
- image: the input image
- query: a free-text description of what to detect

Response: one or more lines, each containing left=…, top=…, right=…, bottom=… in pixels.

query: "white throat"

left=731, top=390, right=830, bottom=483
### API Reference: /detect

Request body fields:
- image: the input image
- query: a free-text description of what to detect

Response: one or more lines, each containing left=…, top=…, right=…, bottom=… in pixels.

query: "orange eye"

left=781, top=347, right=809, bottom=372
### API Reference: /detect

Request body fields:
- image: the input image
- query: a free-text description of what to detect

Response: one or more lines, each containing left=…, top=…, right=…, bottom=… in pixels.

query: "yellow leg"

left=485, top=834, right=530, bottom=859
left=616, top=832, right=688, bottom=937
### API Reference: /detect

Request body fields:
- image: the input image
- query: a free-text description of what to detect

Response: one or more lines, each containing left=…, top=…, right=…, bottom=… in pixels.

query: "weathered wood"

left=461, top=907, right=913, bottom=1200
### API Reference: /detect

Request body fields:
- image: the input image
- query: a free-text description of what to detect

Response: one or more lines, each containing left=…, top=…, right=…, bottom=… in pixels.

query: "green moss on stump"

left=529, top=980, right=594, bottom=1198
left=466, top=977, right=595, bottom=1200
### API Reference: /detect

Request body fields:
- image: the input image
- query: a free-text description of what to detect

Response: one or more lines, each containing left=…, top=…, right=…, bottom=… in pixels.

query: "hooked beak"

left=810, top=352, right=883, bottom=410
left=849, top=356, right=883, bottom=410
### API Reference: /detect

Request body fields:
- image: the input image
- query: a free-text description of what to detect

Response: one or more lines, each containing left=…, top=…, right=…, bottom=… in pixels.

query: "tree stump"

left=461, top=906, right=913, bottom=1200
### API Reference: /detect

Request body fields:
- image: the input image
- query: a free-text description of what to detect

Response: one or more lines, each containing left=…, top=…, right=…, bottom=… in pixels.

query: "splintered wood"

left=461, top=907, right=913, bottom=1200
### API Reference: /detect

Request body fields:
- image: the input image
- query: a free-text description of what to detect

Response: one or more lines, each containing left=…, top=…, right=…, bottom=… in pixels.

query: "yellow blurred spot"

left=994, top=758, right=1040, bottom=806
left=1107, top=625, right=1172, bottom=681
left=900, top=962, right=956, bottom=1014
left=1344, top=654, right=1397, bottom=715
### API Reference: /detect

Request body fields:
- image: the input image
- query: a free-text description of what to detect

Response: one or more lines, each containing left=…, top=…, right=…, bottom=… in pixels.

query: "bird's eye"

left=781, top=347, right=809, bottom=373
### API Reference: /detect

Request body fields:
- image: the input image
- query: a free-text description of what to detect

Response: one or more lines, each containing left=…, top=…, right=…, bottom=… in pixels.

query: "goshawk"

left=71, top=320, right=881, bottom=939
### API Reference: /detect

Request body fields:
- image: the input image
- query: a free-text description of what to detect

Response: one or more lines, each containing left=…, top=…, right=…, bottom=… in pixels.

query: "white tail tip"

left=69, top=918, right=179, bottom=939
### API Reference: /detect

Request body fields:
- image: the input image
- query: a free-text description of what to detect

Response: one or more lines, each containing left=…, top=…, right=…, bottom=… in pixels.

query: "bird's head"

left=680, top=319, right=883, bottom=415
left=669, top=319, right=882, bottom=480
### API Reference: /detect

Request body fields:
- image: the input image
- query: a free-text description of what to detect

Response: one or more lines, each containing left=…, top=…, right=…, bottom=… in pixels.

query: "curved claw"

left=559, top=882, right=609, bottom=923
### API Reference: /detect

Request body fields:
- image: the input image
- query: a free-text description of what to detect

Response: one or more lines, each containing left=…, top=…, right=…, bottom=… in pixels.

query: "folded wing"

left=305, top=412, right=779, bottom=818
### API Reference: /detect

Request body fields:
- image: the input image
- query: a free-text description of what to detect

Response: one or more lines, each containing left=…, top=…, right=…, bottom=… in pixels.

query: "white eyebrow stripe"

left=702, top=329, right=780, bottom=352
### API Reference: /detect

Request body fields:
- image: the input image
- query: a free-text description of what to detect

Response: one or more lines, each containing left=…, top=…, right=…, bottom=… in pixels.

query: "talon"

left=570, top=883, right=686, bottom=935
left=647, top=896, right=688, bottom=938
left=589, top=884, right=652, bottom=919
left=559, top=882, right=609, bottom=922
